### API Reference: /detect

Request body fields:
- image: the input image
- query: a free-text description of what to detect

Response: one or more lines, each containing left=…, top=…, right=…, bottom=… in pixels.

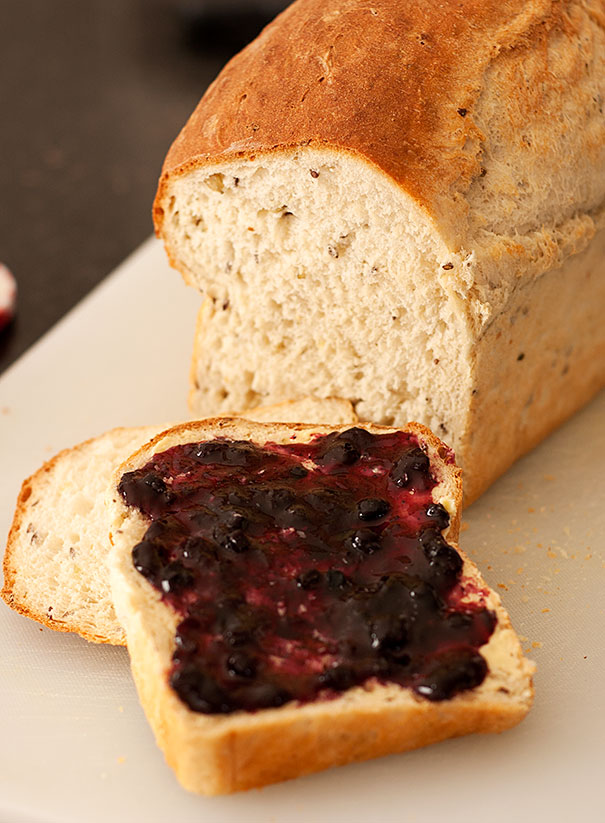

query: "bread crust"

left=153, top=0, right=579, bottom=246
left=109, top=418, right=533, bottom=794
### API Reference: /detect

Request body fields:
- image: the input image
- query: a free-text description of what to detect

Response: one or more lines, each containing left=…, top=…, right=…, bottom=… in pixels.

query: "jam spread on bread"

left=119, top=428, right=495, bottom=713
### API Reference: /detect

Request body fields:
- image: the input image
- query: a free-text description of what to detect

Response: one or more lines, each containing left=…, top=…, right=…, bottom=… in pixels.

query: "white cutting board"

left=0, top=237, right=603, bottom=823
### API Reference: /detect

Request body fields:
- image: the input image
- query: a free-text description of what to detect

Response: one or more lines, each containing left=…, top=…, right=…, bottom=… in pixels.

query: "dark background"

left=0, top=0, right=287, bottom=374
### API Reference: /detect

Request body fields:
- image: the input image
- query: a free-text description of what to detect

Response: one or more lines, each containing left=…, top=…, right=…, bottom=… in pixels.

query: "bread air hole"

left=205, top=173, right=225, bottom=194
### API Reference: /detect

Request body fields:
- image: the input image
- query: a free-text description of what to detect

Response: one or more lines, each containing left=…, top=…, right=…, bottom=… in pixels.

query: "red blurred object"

left=0, top=263, right=17, bottom=332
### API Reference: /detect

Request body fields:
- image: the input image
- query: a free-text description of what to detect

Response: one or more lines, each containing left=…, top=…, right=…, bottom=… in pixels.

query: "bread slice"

left=1, top=397, right=357, bottom=645
left=154, top=0, right=605, bottom=504
left=108, top=418, right=533, bottom=795
left=2, top=425, right=164, bottom=645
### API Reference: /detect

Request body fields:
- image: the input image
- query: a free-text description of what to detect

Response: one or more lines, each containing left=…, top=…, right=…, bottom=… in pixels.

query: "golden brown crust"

left=153, top=0, right=572, bottom=240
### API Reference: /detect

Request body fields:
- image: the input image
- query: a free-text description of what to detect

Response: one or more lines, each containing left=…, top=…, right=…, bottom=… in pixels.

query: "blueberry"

left=227, top=652, right=257, bottom=678
left=425, top=503, right=450, bottom=530
left=289, top=464, right=308, bottom=478
left=414, top=649, right=488, bottom=701
left=357, top=498, right=390, bottom=521
left=348, top=528, right=382, bottom=554
left=173, top=617, right=201, bottom=657
left=390, top=448, right=430, bottom=487
left=296, top=569, right=321, bottom=589
left=159, top=562, right=194, bottom=593
left=327, top=570, right=350, bottom=591
left=369, top=613, right=409, bottom=655
left=216, top=602, right=257, bottom=647
left=446, top=611, right=474, bottom=631
left=170, top=665, right=233, bottom=713
left=336, top=427, right=376, bottom=451
left=224, top=530, right=249, bottom=553
left=119, top=471, right=174, bottom=514
left=221, top=509, right=249, bottom=531
left=191, top=440, right=256, bottom=467
left=131, top=541, right=162, bottom=579
left=253, top=487, right=295, bottom=516
left=320, top=441, right=360, bottom=466
left=180, top=536, right=210, bottom=564
left=214, top=526, right=249, bottom=553
left=421, top=531, right=462, bottom=586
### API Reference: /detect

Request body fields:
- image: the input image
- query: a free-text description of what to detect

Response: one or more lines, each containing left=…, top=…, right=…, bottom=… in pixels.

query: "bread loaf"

left=108, top=418, right=533, bottom=794
left=154, top=0, right=605, bottom=503
left=1, top=398, right=357, bottom=644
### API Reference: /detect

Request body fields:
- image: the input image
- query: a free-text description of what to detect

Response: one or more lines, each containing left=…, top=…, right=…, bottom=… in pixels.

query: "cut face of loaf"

left=108, top=419, right=534, bottom=795
left=1, top=398, right=357, bottom=645
left=155, top=0, right=605, bottom=503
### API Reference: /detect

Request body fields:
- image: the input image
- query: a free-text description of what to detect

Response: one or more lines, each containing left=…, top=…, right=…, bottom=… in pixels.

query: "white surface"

left=1, top=237, right=603, bottom=822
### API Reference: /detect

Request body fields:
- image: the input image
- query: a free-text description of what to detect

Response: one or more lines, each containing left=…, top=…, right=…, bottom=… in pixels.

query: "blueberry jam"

left=118, top=428, right=495, bottom=714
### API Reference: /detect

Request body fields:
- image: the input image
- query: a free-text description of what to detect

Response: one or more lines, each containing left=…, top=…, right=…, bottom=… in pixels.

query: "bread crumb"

left=497, top=583, right=508, bottom=590
left=532, top=641, right=542, bottom=649
left=460, top=520, right=469, bottom=532
left=541, top=608, right=550, bottom=613
left=527, top=507, right=535, bottom=513
left=117, top=756, right=126, bottom=765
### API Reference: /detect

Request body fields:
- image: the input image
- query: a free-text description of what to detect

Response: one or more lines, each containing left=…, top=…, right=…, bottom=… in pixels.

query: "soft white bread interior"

left=1, top=397, right=357, bottom=645
left=155, top=0, right=605, bottom=503
left=109, top=418, right=534, bottom=795
left=1, top=426, right=164, bottom=645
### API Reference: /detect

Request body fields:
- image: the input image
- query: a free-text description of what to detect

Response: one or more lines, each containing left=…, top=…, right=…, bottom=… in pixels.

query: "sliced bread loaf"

left=154, top=0, right=605, bottom=503
left=1, top=397, right=357, bottom=645
left=109, top=418, right=533, bottom=794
